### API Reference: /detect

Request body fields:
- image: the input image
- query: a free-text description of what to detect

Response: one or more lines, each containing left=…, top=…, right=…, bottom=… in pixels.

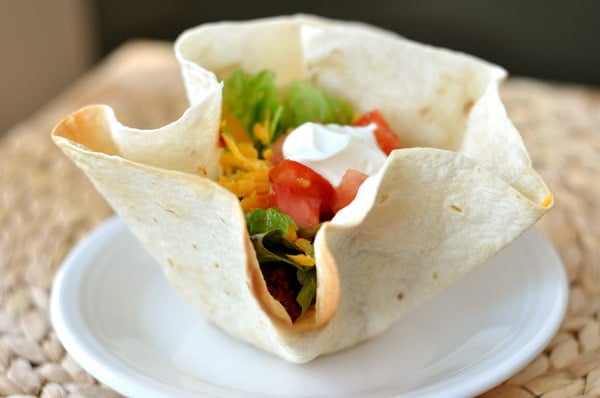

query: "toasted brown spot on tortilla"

left=436, top=74, right=457, bottom=96
left=192, top=243, right=198, bottom=250
left=462, top=99, right=475, bottom=115
left=155, top=200, right=177, bottom=215
left=377, top=194, right=390, bottom=205
left=214, top=262, right=220, bottom=268
left=450, top=204, right=463, bottom=212
left=167, top=258, right=174, bottom=267
left=396, top=293, right=404, bottom=301
left=433, top=272, right=439, bottom=280
left=419, top=107, right=431, bottom=117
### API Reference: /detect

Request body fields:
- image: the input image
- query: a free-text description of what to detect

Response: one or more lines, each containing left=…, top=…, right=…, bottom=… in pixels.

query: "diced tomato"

left=331, top=169, right=369, bottom=213
left=270, top=160, right=334, bottom=209
left=271, top=183, right=322, bottom=228
left=270, top=159, right=335, bottom=227
left=354, top=110, right=401, bottom=155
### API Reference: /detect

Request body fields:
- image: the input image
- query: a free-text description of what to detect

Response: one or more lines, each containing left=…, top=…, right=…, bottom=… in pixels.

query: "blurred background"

left=1, top=0, right=599, bottom=135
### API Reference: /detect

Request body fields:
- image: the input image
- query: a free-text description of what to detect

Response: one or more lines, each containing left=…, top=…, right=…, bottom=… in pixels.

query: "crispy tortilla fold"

left=52, top=15, right=552, bottom=363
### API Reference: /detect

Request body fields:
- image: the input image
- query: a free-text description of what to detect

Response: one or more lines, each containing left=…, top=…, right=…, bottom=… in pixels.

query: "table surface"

left=1, top=40, right=599, bottom=398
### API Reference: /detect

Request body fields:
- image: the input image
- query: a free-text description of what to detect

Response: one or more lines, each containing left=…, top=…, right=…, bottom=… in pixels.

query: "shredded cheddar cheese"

left=294, top=238, right=312, bottom=253
left=285, top=226, right=298, bottom=242
left=289, top=237, right=316, bottom=266
left=221, top=110, right=252, bottom=144
left=253, top=122, right=271, bottom=147
left=286, top=253, right=316, bottom=267
left=218, top=133, right=272, bottom=211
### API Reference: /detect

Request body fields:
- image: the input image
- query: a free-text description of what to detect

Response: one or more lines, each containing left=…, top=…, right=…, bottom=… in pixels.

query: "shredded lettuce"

left=250, top=230, right=302, bottom=267
left=222, top=69, right=354, bottom=153
left=246, top=207, right=297, bottom=236
left=222, top=69, right=282, bottom=152
left=296, top=267, right=317, bottom=316
left=279, top=80, right=354, bottom=132
left=222, top=69, right=280, bottom=134
left=246, top=208, right=317, bottom=317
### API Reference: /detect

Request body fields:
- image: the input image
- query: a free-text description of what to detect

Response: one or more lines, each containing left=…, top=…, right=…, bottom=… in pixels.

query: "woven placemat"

left=0, top=41, right=598, bottom=398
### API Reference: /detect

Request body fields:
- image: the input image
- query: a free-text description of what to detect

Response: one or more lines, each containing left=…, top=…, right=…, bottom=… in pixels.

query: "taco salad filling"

left=217, top=69, right=402, bottom=322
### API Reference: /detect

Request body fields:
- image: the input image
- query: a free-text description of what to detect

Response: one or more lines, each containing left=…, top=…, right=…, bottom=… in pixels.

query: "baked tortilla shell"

left=52, top=15, right=552, bottom=363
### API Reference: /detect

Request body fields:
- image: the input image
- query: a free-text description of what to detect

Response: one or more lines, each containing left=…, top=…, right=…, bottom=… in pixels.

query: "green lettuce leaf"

left=250, top=230, right=301, bottom=266
left=280, top=80, right=355, bottom=132
left=222, top=69, right=282, bottom=150
left=222, top=69, right=354, bottom=151
left=296, top=267, right=317, bottom=316
left=246, top=207, right=297, bottom=235
left=247, top=207, right=317, bottom=318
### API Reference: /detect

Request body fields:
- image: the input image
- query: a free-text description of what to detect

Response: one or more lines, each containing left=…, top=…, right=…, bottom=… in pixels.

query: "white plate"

left=51, top=216, right=567, bottom=398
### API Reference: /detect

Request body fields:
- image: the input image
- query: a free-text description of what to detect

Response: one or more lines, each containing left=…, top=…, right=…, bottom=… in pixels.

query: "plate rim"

left=50, top=215, right=568, bottom=398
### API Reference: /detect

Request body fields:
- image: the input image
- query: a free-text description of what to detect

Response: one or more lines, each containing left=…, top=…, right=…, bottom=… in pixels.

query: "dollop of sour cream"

left=282, top=122, right=387, bottom=187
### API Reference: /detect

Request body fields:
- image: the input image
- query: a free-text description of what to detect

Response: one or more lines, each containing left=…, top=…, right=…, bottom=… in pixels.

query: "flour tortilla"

left=52, top=14, right=552, bottom=363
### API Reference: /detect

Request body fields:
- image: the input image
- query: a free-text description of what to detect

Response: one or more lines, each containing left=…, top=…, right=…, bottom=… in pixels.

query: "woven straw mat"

left=0, top=41, right=598, bottom=398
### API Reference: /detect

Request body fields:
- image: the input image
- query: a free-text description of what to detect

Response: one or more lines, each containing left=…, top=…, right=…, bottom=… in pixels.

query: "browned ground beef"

left=260, top=263, right=302, bottom=321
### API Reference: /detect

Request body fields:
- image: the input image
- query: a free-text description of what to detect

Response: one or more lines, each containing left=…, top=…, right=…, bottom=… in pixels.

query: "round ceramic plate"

left=50, top=216, right=567, bottom=398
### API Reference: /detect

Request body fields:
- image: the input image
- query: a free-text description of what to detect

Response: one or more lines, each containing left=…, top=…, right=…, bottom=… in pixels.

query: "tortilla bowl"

left=51, top=14, right=552, bottom=363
